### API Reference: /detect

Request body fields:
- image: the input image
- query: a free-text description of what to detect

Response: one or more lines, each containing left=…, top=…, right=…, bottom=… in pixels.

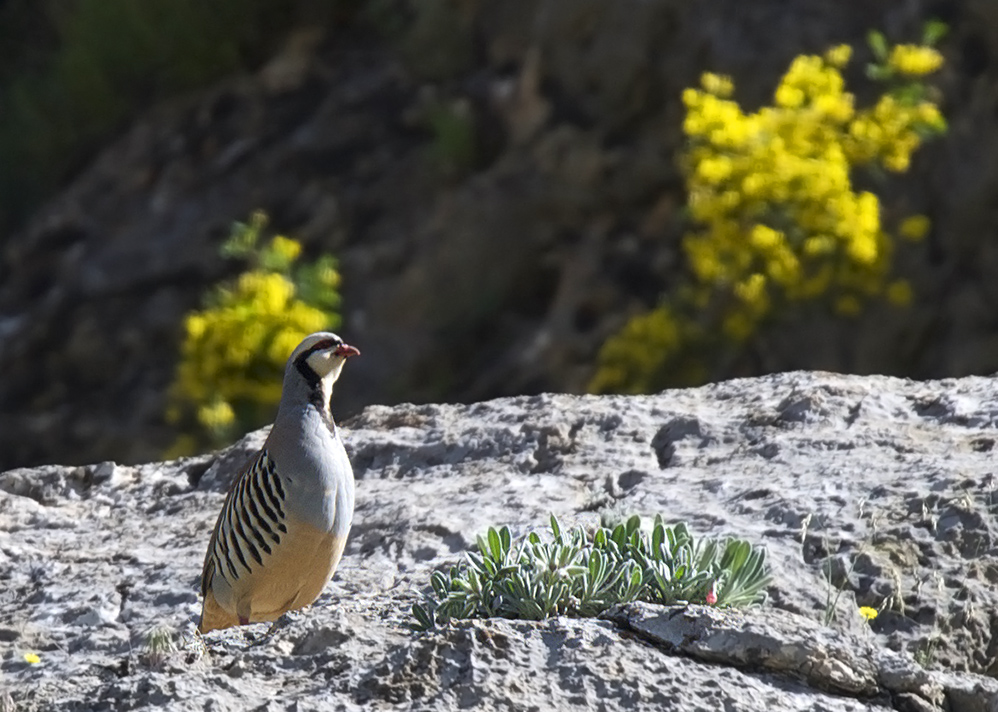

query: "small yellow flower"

left=824, top=45, right=852, bottom=68
left=269, top=235, right=302, bottom=263
left=888, top=45, right=944, bottom=76
left=916, top=102, right=946, bottom=132
left=741, top=173, right=766, bottom=197
left=184, top=314, right=207, bottom=341
left=847, top=234, right=878, bottom=265
left=734, top=273, right=767, bottom=305
left=701, top=72, right=734, bottom=98
left=197, top=400, right=235, bottom=430
left=775, top=84, right=805, bottom=109
left=898, top=215, right=930, bottom=241
left=856, top=192, right=881, bottom=234
left=803, top=236, right=835, bottom=256
left=696, top=156, right=733, bottom=184
left=886, top=280, right=914, bottom=306
left=24, top=652, right=41, bottom=664
left=750, top=224, right=783, bottom=250
left=883, top=150, right=911, bottom=173
left=858, top=606, right=879, bottom=621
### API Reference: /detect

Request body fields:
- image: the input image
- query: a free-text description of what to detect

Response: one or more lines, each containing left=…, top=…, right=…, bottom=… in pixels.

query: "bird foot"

left=247, top=611, right=300, bottom=646
left=264, top=612, right=293, bottom=637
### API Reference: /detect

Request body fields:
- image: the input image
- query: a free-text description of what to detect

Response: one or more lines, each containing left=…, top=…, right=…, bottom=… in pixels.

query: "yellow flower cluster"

left=168, top=229, right=341, bottom=453
left=847, top=95, right=945, bottom=171
left=590, top=37, right=945, bottom=394
left=172, top=266, right=329, bottom=426
left=589, top=304, right=711, bottom=394
left=588, top=307, right=683, bottom=395
left=679, top=42, right=943, bottom=339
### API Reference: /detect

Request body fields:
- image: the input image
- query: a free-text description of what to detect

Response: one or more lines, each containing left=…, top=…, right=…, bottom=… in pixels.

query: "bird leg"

left=246, top=610, right=302, bottom=646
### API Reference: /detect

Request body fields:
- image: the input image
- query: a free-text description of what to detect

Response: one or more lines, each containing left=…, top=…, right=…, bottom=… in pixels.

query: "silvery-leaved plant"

left=411, top=514, right=770, bottom=630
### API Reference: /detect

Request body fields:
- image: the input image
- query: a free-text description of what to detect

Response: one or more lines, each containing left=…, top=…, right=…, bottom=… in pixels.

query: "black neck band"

left=294, top=355, right=322, bottom=390
left=295, top=355, right=335, bottom=427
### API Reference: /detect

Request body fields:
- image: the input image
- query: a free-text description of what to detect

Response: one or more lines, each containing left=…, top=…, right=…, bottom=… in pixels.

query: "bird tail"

left=198, top=591, right=240, bottom=634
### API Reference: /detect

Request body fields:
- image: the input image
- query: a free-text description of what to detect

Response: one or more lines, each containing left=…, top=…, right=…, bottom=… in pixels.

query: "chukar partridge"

left=198, top=332, right=360, bottom=633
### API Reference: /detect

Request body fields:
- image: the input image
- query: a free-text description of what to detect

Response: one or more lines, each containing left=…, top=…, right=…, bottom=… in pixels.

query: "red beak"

left=334, top=344, right=360, bottom=358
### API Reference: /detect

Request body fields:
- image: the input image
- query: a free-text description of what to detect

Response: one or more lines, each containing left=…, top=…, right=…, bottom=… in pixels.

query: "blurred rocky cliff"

left=1, top=0, right=997, bottom=469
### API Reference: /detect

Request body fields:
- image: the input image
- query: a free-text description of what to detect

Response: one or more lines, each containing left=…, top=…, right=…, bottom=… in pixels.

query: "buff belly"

left=199, top=517, right=349, bottom=633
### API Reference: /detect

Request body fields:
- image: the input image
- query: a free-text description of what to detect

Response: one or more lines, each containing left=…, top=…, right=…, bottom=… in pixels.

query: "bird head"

left=287, top=332, right=360, bottom=411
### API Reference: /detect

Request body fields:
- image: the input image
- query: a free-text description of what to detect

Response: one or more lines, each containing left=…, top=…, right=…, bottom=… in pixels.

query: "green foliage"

left=166, top=212, right=341, bottom=456
left=411, top=514, right=770, bottom=630
left=424, top=99, right=478, bottom=177
left=0, top=0, right=293, bottom=229
left=591, top=28, right=947, bottom=395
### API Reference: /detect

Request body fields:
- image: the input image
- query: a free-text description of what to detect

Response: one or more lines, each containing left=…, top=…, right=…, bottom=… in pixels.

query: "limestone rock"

left=3, top=372, right=998, bottom=710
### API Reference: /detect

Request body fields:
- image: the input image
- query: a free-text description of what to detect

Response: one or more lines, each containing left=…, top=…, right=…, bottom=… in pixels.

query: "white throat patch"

left=305, top=350, right=346, bottom=411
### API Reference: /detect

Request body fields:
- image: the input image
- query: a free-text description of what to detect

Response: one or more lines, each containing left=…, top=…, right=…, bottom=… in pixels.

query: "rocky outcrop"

left=3, top=0, right=998, bottom=470
left=3, top=372, right=998, bottom=710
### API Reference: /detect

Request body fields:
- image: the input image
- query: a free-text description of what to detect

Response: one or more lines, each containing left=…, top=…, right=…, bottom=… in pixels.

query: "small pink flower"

left=706, top=583, right=718, bottom=606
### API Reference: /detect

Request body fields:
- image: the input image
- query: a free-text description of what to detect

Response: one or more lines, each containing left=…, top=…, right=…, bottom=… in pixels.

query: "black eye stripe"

left=296, top=339, right=342, bottom=362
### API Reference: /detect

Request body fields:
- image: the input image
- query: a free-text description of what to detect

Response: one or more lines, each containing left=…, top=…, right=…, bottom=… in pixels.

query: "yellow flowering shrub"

left=591, top=28, right=946, bottom=395
left=166, top=212, right=342, bottom=455
left=589, top=306, right=701, bottom=395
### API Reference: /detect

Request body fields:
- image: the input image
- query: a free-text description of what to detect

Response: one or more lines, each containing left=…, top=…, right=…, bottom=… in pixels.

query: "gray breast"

left=273, top=411, right=355, bottom=536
